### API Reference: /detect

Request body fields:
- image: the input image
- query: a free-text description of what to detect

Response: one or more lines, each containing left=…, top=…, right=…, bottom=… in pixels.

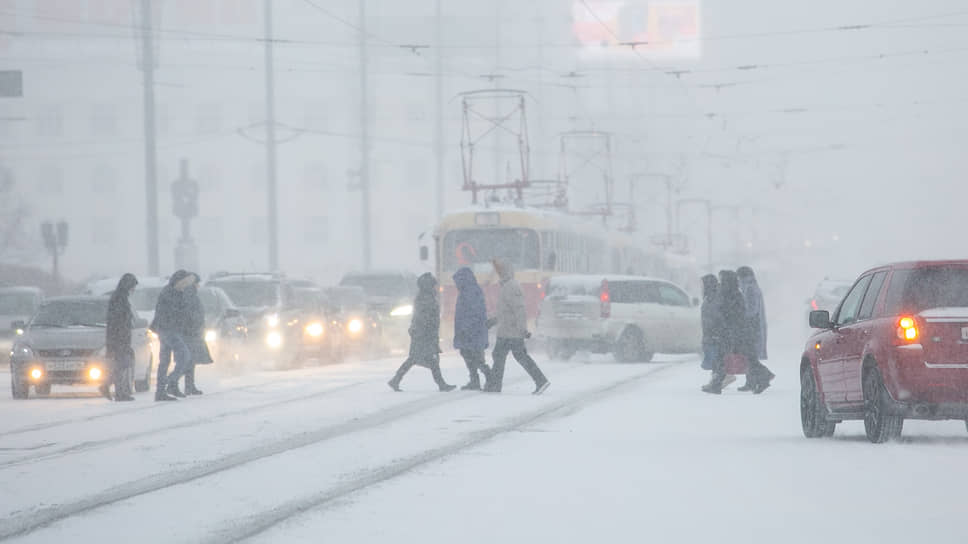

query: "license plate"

left=45, top=360, right=86, bottom=371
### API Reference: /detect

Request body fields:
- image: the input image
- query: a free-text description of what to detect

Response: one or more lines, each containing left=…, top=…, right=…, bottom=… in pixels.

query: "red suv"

left=801, top=261, right=968, bottom=443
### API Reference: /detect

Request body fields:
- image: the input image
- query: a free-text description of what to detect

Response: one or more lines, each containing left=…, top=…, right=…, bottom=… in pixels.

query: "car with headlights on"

left=197, top=286, right=247, bottom=363
left=802, top=261, right=968, bottom=442
left=206, top=272, right=317, bottom=368
left=338, top=271, right=417, bottom=353
left=324, top=286, right=380, bottom=356
left=9, top=296, right=153, bottom=399
left=0, top=286, right=43, bottom=363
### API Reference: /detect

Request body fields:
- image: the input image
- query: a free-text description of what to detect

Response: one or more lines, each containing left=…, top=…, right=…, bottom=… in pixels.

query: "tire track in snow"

left=0, top=360, right=595, bottom=540
left=210, top=362, right=679, bottom=543
left=0, top=380, right=369, bottom=469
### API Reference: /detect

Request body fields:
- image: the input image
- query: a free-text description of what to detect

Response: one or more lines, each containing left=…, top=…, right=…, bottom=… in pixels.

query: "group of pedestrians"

left=388, top=258, right=550, bottom=395
left=151, top=270, right=213, bottom=401
left=97, top=270, right=213, bottom=402
left=699, top=266, right=774, bottom=395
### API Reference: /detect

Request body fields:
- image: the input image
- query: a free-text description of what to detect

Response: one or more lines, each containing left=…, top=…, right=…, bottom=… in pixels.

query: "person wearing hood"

left=486, top=258, right=549, bottom=395
left=388, top=273, right=456, bottom=392
left=736, top=266, right=773, bottom=392
left=704, top=270, right=774, bottom=394
left=150, top=270, right=194, bottom=401
left=180, top=273, right=212, bottom=396
left=452, top=267, right=492, bottom=391
left=102, top=273, right=138, bottom=401
left=698, top=274, right=733, bottom=391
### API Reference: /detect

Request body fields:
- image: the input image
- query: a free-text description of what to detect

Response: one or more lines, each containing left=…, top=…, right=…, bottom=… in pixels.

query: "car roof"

left=549, top=274, right=684, bottom=288
left=86, top=276, right=168, bottom=295
left=44, top=295, right=109, bottom=303
left=341, top=270, right=415, bottom=279
left=208, top=273, right=280, bottom=283
left=0, top=286, right=43, bottom=295
left=860, top=260, right=968, bottom=276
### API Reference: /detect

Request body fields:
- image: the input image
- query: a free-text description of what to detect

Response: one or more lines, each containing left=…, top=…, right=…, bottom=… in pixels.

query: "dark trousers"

left=110, top=350, right=133, bottom=398
left=157, top=332, right=191, bottom=389
left=490, top=338, right=547, bottom=392
left=460, top=349, right=490, bottom=386
left=391, top=356, right=447, bottom=387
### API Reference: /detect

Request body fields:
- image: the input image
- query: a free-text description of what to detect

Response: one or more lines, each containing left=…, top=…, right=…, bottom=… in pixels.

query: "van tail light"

left=810, top=299, right=818, bottom=311
left=600, top=279, right=611, bottom=319
left=896, top=316, right=918, bottom=342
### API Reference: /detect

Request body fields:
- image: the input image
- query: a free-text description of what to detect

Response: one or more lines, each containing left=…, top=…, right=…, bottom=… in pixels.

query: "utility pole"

left=138, top=0, right=159, bottom=275
left=263, top=0, right=279, bottom=271
left=434, top=0, right=444, bottom=219
left=359, top=0, right=372, bottom=270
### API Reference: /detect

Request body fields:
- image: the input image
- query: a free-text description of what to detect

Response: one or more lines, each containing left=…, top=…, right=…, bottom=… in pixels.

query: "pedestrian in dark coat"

left=151, top=270, right=194, bottom=401
left=180, top=273, right=212, bottom=396
left=711, top=270, right=774, bottom=394
left=699, top=274, right=724, bottom=372
left=486, top=258, right=549, bottom=395
left=737, top=266, right=768, bottom=360
left=453, top=267, right=492, bottom=391
left=102, top=273, right=138, bottom=402
left=388, top=273, right=455, bottom=392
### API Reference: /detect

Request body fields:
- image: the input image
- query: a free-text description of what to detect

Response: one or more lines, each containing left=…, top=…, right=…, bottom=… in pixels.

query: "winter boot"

left=98, top=384, right=113, bottom=401
left=115, top=395, right=135, bottom=402
left=752, top=369, right=775, bottom=395
left=461, top=376, right=482, bottom=391
left=533, top=380, right=550, bottom=395
left=387, top=378, right=402, bottom=392
left=155, top=389, right=177, bottom=402
left=702, top=374, right=726, bottom=395
left=737, top=381, right=754, bottom=392
left=167, top=382, right=186, bottom=398
left=439, top=383, right=457, bottom=392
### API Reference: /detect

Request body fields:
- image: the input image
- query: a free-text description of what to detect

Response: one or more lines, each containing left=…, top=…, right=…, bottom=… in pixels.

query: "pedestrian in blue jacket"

left=452, top=267, right=492, bottom=390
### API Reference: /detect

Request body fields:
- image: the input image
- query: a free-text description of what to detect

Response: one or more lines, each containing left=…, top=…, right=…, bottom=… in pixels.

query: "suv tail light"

left=600, top=279, right=611, bottom=319
left=896, top=316, right=918, bottom=342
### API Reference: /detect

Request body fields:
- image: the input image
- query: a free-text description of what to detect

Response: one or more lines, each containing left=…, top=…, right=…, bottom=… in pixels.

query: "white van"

left=536, top=275, right=701, bottom=362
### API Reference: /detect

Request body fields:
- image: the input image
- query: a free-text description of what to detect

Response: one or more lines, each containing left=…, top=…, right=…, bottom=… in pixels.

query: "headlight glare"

left=29, top=367, right=43, bottom=380
left=265, top=313, right=280, bottom=328
left=266, top=331, right=283, bottom=349
left=390, top=304, right=413, bottom=317
left=305, top=322, right=324, bottom=337
left=205, top=329, right=218, bottom=343
left=88, top=367, right=102, bottom=380
left=348, top=319, right=364, bottom=334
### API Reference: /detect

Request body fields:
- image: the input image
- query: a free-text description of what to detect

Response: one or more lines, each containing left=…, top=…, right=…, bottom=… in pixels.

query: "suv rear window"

left=887, top=267, right=968, bottom=313
left=610, top=281, right=660, bottom=304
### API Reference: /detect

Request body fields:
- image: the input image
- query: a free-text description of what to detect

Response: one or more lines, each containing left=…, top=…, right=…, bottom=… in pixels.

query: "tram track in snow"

left=0, top=360, right=603, bottom=540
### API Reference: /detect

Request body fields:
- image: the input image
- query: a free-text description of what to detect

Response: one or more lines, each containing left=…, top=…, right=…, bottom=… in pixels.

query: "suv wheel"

left=10, top=367, right=28, bottom=400
left=800, top=367, right=835, bottom=438
left=863, top=367, right=903, bottom=443
left=615, top=328, right=653, bottom=363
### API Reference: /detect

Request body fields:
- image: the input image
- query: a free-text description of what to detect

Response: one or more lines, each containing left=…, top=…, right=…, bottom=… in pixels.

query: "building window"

left=304, top=216, right=328, bottom=244
left=248, top=216, right=266, bottom=245
left=90, top=164, right=118, bottom=194
left=91, top=103, right=118, bottom=136
left=35, top=105, right=64, bottom=138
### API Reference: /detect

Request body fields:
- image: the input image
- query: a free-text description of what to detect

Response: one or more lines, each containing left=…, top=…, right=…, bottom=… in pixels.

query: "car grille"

left=37, top=348, right=97, bottom=358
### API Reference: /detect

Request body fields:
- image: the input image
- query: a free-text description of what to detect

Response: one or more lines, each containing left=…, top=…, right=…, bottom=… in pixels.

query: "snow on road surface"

left=1, top=350, right=966, bottom=544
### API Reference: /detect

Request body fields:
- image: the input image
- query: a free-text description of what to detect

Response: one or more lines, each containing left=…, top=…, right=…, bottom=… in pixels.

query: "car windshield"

left=902, top=267, right=968, bottom=312
left=340, top=276, right=412, bottom=298
left=32, top=299, right=108, bottom=328
left=326, top=288, right=368, bottom=311
left=130, top=286, right=164, bottom=313
left=212, top=281, right=281, bottom=308
left=0, top=292, right=40, bottom=315
left=198, top=289, right=221, bottom=320
left=441, top=228, right=539, bottom=273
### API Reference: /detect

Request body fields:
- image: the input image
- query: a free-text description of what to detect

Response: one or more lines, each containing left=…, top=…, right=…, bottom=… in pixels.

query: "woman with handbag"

left=704, top=271, right=772, bottom=395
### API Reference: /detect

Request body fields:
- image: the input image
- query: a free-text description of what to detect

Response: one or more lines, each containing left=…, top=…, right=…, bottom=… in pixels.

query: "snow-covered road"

left=2, top=350, right=966, bottom=543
